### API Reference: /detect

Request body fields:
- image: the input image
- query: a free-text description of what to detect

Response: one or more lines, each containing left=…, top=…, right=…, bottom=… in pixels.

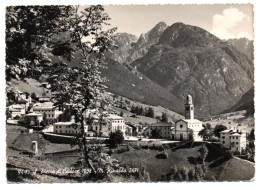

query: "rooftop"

left=177, top=119, right=202, bottom=124
left=220, top=130, right=232, bottom=133
left=108, top=114, right=124, bottom=120
left=33, top=106, right=54, bottom=110
left=149, top=122, right=172, bottom=127
left=25, top=112, right=42, bottom=116
left=54, top=122, right=74, bottom=126
left=230, top=133, right=242, bottom=136
left=220, top=130, right=244, bottom=135
left=9, top=104, right=24, bottom=109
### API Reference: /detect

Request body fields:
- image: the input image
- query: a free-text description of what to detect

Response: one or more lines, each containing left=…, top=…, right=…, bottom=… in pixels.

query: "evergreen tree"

left=161, top=112, right=168, bottom=122
left=248, top=129, right=255, bottom=141
left=131, top=105, right=135, bottom=113
left=134, top=106, right=139, bottom=114
left=147, top=107, right=154, bottom=118
left=139, top=106, right=144, bottom=116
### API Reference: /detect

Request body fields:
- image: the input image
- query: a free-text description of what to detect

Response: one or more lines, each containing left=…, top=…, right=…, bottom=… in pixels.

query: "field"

left=112, top=146, right=200, bottom=180
left=111, top=103, right=183, bottom=125
left=6, top=124, right=255, bottom=182
left=207, top=157, right=255, bottom=181
left=203, top=110, right=254, bottom=133
left=112, top=142, right=255, bottom=181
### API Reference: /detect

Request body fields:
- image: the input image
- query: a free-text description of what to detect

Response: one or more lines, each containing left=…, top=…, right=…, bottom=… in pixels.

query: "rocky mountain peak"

left=148, top=21, right=167, bottom=39
left=131, top=23, right=254, bottom=117
left=159, top=22, right=220, bottom=48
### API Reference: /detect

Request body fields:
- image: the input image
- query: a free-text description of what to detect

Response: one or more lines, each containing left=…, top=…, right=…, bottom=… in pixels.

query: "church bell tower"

left=185, top=95, right=194, bottom=120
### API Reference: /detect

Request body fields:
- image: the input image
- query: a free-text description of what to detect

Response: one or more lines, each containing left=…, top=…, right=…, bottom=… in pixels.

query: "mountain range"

left=227, top=38, right=254, bottom=61
left=106, top=22, right=254, bottom=117
left=34, top=21, right=254, bottom=118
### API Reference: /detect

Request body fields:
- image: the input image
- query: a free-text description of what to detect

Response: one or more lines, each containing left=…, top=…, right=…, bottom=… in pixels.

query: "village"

left=5, top=81, right=255, bottom=182
left=6, top=81, right=253, bottom=154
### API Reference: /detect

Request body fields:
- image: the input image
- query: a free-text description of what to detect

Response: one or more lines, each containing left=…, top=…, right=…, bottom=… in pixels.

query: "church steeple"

left=185, top=95, right=194, bottom=120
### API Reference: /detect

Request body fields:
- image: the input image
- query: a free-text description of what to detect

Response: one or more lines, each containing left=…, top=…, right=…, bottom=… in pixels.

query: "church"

left=173, top=95, right=203, bottom=141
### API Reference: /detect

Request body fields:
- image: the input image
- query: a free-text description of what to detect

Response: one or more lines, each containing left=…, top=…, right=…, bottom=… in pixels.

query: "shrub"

left=156, top=151, right=168, bottom=159
left=180, top=167, right=189, bottom=181
left=224, top=150, right=233, bottom=159
left=109, top=130, right=124, bottom=148
left=198, top=145, right=208, bottom=163
left=163, top=144, right=170, bottom=150
left=108, top=149, right=114, bottom=155
left=141, top=144, right=149, bottom=149
left=188, top=168, right=195, bottom=181
left=13, top=115, right=21, bottom=120
left=209, top=136, right=219, bottom=142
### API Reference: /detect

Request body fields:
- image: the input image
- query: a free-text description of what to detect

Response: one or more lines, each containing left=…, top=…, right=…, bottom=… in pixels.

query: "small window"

left=222, top=141, right=225, bottom=144
left=236, top=142, right=238, bottom=145
left=236, top=137, right=238, bottom=139
left=180, top=124, right=183, bottom=128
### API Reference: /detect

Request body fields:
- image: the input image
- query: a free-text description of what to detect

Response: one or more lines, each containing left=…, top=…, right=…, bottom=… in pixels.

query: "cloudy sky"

left=80, top=4, right=253, bottom=40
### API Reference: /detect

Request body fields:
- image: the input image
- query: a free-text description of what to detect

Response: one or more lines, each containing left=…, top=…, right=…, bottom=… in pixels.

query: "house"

left=16, top=91, right=32, bottom=109
left=33, top=102, right=63, bottom=124
left=173, top=95, right=203, bottom=141
left=24, top=112, right=43, bottom=127
left=88, top=114, right=126, bottom=137
left=147, top=122, right=172, bottom=139
left=53, top=122, right=83, bottom=135
left=220, top=127, right=246, bottom=153
left=125, top=124, right=133, bottom=136
left=7, top=104, right=26, bottom=119
left=43, top=121, right=88, bottom=135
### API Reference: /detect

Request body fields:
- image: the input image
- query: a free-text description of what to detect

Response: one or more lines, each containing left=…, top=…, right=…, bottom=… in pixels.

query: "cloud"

left=211, top=7, right=252, bottom=40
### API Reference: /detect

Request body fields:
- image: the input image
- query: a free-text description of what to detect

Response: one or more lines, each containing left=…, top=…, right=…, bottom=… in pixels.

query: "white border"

left=0, top=0, right=259, bottom=189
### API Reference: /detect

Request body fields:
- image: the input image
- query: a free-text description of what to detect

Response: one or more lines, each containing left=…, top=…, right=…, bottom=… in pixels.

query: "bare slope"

left=101, top=58, right=185, bottom=115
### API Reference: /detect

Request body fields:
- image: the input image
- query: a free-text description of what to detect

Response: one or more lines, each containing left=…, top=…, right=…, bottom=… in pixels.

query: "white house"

left=7, top=104, right=26, bottom=119
left=147, top=122, right=172, bottom=139
left=88, top=114, right=126, bottom=137
left=53, top=122, right=88, bottom=135
left=33, top=102, right=62, bottom=124
left=220, top=127, right=246, bottom=153
left=43, top=122, right=88, bottom=135
left=174, top=95, right=203, bottom=141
